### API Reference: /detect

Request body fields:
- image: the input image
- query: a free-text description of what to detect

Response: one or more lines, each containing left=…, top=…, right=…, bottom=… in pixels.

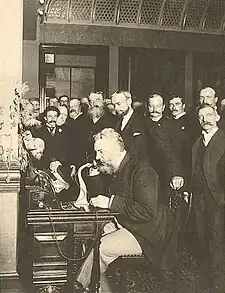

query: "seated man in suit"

left=75, top=128, right=158, bottom=291
left=75, top=128, right=181, bottom=292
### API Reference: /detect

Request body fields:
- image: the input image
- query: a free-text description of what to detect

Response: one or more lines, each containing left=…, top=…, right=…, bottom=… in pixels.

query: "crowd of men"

left=24, top=87, right=225, bottom=292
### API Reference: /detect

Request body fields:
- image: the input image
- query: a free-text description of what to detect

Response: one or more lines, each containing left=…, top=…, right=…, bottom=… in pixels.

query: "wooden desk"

left=26, top=208, right=118, bottom=293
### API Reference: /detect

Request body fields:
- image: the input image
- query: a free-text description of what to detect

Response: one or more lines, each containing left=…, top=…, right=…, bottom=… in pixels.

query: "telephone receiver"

left=73, top=162, right=96, bottom=211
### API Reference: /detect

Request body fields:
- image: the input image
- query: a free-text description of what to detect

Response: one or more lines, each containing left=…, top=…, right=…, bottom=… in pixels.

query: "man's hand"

left=70, top=165, right=76, bottom=180
left=49, top=161, right=62, bottom=173
left=170, top=176, right=184, bottom=190
left=90, top=195, right=110, bottom=209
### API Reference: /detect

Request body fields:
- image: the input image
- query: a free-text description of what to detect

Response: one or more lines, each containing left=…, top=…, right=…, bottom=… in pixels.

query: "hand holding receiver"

left=89, top=195, right=110, bottom=209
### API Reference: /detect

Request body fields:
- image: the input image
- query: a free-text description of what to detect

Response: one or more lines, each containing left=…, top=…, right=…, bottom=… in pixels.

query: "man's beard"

left=88, top=105, right=105, bottom=119
left=117, top=107, right=129, bottom=118
left=96, top=160, right=117, bottom=175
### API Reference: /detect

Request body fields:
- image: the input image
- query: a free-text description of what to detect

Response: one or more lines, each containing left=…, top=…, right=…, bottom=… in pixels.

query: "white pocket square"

left=133, top=132, right=141, bottom=137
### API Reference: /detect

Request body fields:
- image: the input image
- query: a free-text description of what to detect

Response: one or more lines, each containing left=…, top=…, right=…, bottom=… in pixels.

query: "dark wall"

left=23, top=0, right=38, bottom=40
left=40, top=23, right=225, bottom=53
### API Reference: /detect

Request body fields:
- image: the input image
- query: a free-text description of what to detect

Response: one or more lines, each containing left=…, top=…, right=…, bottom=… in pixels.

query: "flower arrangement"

left=0, top=82, right=38, bottom=181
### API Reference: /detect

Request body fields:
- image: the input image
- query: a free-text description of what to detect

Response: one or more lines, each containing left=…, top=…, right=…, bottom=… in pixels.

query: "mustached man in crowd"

left=111, top=90, right=147, bottom=160
left=144, top=94, right=184, bottom=202
left=190, top=104, right=225, bottom=292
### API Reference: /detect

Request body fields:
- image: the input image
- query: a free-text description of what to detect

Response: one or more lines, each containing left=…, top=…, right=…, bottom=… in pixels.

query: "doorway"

left=39, top=44, right=109, bottom=110
left=119, top=47, right=185, bottom=103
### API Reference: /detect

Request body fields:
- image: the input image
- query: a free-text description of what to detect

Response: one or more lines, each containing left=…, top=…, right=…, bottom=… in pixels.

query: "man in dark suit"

left=199, top=86, right=225, bottom=132
left=67, top=98, right=89, bottom=175
left=33, top=106, right=69, bottom=170
left=75, top=128, right=159, bottom=290
left=87, top=92, right=117, bottom=131
left=75, top=128, right=183, bottom=292
left=191, top=104, right=225, bottom=291
left=32, top=106, right=73, bottom=200
left=168, top=95, right=197, bottom=190
left=144, top=94, right=184, bottom=202
left=111, top=90, right=147, bottom=160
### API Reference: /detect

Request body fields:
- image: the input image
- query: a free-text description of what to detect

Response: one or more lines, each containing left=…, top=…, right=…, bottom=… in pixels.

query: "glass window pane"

left=71, top=68, right=95, bottom=98
left=46, top=67, right=70, bottom=97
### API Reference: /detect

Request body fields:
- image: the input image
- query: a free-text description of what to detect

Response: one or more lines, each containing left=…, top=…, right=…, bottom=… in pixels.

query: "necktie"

left=48, top=127, right=55, bottom=135
left=201, top=133, right=206, bottom=147
left=117, top=119, right=123, bottom=132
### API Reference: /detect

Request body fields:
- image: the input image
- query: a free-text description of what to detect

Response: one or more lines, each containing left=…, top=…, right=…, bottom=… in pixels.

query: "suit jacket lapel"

left=203, top=130, right=225, bottom=179
left=121, top=112, right=134, bottom=133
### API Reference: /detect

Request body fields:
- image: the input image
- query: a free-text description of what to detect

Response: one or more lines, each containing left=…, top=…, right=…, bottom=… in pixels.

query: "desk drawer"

left=74, top=222, right=96, bottom=235
left=33, top=232, right=68, bottom=262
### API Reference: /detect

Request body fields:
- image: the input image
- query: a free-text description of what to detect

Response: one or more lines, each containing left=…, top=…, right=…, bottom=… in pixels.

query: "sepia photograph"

left=0, top=0, right=225, bottom=293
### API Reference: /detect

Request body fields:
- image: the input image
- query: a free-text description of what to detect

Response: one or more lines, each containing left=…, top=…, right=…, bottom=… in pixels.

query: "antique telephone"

left=26, top=166, right=61, bottom=210
left=61, top=161, right=99, bottom=211
left=73, top=162, right=93, bottom=211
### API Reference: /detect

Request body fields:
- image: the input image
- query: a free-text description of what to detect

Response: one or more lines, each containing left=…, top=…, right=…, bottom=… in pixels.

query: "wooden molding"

left=0, top=272, right=19, bottom=280
left=0, top=161, right=20, bottom=190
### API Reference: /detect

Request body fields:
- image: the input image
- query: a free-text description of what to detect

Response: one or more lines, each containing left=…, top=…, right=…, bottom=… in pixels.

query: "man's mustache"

left=151, top=111, right=161, bottom=114
left=202, top=122, right=213, bottom=126
left=95, top=159, right=103, bottom=166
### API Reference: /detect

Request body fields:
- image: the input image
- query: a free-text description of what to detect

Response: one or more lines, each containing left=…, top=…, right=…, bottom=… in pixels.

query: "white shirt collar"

left=72, top=112, right=82, bottom=120
left=92, top=116, right=102, bottom=124
left=121, top=108, right=134, bottom=130
left=173, top=112, right=186, bottom=120
left=115, top=150, right=127, bottom=170
left=202, top=126, right=218, bottom=146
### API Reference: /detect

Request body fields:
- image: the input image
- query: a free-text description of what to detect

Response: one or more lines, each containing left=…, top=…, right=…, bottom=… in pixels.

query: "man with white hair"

left=75, top=128, right=159, bottom=292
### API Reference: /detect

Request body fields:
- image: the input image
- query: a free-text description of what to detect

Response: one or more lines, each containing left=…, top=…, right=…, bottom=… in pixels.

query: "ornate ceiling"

left=41, top=0, right=225, bottom=34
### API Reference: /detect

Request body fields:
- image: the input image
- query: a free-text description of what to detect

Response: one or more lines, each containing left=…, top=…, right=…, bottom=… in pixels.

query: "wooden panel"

left=0, top=190, right=19, bottom=276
